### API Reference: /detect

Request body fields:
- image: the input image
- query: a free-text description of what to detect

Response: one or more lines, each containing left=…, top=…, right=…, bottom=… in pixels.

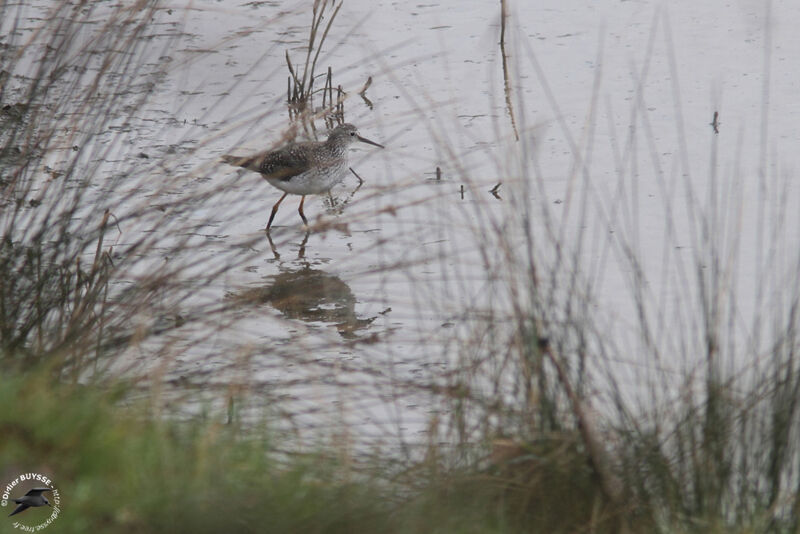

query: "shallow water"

left=5, top=0, right=800, bottom=446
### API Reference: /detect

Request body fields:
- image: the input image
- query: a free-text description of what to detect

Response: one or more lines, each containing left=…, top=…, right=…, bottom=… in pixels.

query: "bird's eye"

left=350, top=131, right=355, bottom=136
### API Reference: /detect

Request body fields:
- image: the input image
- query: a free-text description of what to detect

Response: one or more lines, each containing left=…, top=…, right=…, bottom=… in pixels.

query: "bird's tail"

left=221, top=154, right=261, bottom=172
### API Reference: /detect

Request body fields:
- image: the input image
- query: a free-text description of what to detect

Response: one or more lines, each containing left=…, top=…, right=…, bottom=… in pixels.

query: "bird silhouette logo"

left=8, top=487, right=52, bottom=517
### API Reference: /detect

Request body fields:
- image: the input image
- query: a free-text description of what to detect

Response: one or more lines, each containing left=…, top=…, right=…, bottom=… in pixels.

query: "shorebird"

left=222, top=123, right=384, bottom=231
left=8, top=487, right=52, bottom=517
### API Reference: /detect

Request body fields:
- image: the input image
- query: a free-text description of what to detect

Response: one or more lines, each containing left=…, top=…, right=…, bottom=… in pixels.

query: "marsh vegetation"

left=2, top=0, right=800, bottom=532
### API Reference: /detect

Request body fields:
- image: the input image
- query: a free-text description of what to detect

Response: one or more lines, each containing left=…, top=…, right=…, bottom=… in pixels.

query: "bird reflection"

left=232, top=233, right=375, bottom=339
left=266, top=230, right=308, bottom=260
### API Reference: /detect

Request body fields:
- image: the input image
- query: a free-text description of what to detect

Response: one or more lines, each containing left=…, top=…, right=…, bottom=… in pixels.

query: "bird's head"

left=328, top=124, right=384, bottom=149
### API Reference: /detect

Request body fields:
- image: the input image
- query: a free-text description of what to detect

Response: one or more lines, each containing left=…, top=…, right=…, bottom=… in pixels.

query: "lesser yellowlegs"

left=222, top=123, right=384, bottom=231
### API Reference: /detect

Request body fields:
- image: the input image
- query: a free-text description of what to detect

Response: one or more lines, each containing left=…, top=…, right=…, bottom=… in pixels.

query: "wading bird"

left=222, top=124, right=383, bottom=231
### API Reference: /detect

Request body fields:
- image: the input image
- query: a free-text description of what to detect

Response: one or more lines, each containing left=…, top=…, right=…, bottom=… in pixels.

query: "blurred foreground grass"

left=0, top=369, right=389, bottom=533
left=0, top=369, right=627, bottom=534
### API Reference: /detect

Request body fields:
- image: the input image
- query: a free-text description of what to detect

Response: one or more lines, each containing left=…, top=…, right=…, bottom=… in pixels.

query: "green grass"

left=0, top=370, right=385, bottom=533
left=2, top=366, right=793, bottom=533
left=0, top=369, right=629, bottom=534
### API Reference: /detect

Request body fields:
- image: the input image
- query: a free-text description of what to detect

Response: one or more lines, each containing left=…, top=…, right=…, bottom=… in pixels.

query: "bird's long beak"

left=356, top=134, right=384, bottom=149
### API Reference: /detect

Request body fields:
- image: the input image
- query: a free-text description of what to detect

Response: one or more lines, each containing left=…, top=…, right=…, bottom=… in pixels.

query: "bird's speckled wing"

left=221, top=142, right=314, bottom=181
left=259, top=142, right=313, bottom=181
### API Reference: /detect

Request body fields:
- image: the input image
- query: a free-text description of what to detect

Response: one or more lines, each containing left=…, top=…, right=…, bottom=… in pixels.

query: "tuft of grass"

left=0, top=0, right=161, bottom=373
left=286, top=0, right=345, bottom=127
left=409, top=4, right=800, bottom=532
left=1, top=369, right=621, bottom=534
left=0, top=370, right=390, bottom=533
